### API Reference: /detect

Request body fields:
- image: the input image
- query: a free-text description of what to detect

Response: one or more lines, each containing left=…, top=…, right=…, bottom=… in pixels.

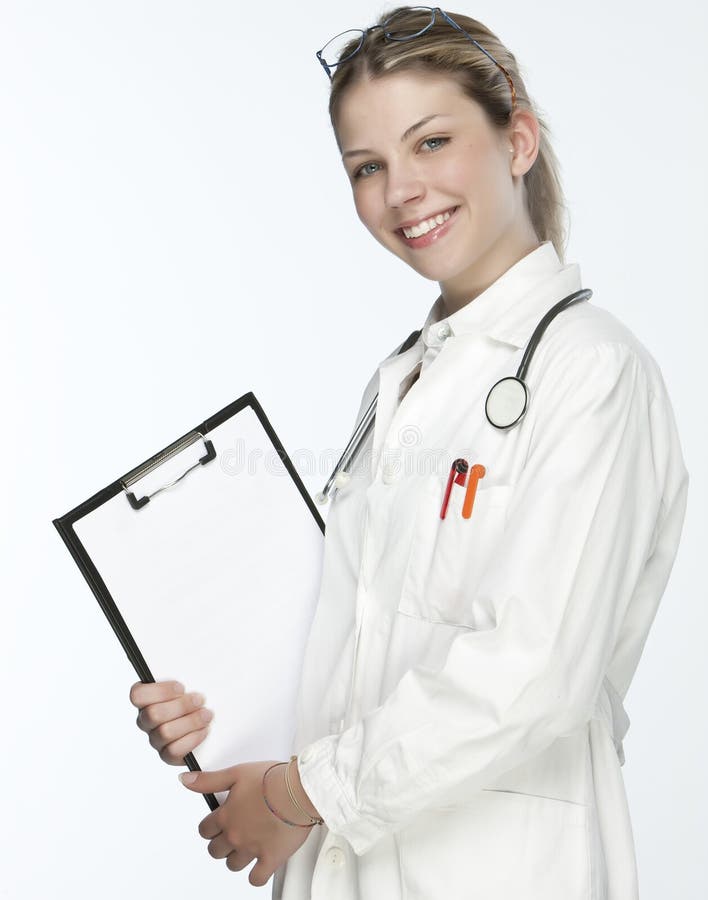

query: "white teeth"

left=402, top=208, right=454, bottom=239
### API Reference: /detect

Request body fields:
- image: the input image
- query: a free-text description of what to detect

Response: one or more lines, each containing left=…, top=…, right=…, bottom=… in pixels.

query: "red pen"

left=440, top=458, right=469, bottom=519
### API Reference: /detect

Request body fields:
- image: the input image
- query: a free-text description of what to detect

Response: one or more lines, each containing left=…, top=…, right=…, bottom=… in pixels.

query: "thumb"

left=178, top=765, right=239, bottom=793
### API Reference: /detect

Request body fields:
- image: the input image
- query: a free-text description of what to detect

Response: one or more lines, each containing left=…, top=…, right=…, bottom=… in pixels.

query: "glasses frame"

left=316, top=6, right=516, bottom=114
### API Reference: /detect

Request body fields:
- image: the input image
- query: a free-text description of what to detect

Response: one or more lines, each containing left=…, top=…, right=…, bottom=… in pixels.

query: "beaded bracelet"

left=261, top=758, right=324, bottom=828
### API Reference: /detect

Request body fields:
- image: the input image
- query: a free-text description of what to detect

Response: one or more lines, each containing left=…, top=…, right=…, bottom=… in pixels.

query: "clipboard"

left=53, top=391, right=326, bottom=811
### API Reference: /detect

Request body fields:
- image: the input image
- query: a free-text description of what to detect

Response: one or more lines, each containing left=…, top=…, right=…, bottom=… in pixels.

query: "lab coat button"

left=382, top=464, right=399, bottom=484
left=436, top=323, right=451, bottom=339
left=325, top=846, right=346, bottom=868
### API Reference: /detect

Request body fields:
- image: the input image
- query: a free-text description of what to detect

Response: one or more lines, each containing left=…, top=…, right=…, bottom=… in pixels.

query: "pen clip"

left=440, top=458, right=469, bottom=519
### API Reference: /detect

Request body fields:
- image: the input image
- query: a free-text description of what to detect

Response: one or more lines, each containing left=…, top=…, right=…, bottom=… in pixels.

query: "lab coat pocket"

left=398, top=792, right=591, bottom=900
left=397, top=475, right=512, bottom=629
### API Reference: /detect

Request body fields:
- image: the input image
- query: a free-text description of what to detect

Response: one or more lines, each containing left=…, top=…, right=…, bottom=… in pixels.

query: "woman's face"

left=335, top=70, right=539, bottom=311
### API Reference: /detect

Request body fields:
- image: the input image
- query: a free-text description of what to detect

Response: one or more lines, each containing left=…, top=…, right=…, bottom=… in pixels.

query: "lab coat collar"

left=419, top=240, right=583, bottom=350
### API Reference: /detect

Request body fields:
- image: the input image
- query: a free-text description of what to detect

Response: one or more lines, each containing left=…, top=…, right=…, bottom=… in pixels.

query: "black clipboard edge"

left=213, top=393, right=326, bottom=537
left=52, top=390, right=326, bottom=812
left=52, top=488, right=219, bottom=810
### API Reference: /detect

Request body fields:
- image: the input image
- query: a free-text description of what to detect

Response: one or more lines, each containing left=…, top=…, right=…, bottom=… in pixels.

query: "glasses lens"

left=383, top=7, right=434, bottom=40
left=319, top=29, right=365, bottom=68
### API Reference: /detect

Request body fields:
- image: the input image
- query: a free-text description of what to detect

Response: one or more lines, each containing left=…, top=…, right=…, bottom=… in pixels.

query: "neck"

left=439, top=227, right=541, bottom=317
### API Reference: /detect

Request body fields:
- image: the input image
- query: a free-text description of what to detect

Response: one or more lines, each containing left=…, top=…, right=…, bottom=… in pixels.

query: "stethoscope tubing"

left=515, top=289, right=591, bottom=382
left=318, top=393, right=378, bottom=502
left=316, top=288, right=592, bottom=505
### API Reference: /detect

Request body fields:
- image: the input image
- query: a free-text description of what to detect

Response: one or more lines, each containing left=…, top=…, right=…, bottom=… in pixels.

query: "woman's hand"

left=179, top=760, right=318, bottom=887
left=129, top=679, right=213, bottom=764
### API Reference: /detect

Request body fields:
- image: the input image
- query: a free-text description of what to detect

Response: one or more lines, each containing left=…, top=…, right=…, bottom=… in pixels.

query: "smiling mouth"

left=396, top=206, right=459, bottom=239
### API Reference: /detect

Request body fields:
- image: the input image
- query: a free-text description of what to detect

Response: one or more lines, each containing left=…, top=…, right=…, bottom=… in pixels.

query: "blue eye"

left=422, top=136, right=448, bottom=152
left=352, top=136, right=450, bottom=180
left=354, top=161, right=381, bottom=180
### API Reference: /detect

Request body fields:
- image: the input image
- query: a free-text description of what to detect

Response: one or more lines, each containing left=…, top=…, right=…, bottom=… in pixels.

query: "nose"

left=383, top=161, right=426, bottom=210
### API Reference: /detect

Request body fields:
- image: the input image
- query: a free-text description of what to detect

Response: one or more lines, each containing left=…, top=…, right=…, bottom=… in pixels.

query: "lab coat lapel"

left=483, top=263, right=584, bottom=349
left=371, top=343, right=424, bottom=475
left=367, top=248, right=584, bottom=480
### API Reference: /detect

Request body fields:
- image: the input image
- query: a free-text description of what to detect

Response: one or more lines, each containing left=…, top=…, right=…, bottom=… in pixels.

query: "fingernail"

left=191, top=692, right=206, bottom=707
left=179, top=772, right=198, bottom=785
left=200, top=708, right=213, bottom=723
left=174, top=682, right=185, bottom=694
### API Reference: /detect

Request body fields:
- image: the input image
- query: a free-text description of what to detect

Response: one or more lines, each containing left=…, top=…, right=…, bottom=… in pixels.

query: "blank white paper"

left=71, top=403, right=324, bottom=804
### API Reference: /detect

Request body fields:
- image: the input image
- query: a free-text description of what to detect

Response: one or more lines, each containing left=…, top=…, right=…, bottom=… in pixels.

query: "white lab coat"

left=272, top=241, right=689, bottom=900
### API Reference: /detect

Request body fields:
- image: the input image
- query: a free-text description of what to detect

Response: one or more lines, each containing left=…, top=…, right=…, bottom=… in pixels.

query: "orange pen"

left=461, top=464, right=486, bottom=519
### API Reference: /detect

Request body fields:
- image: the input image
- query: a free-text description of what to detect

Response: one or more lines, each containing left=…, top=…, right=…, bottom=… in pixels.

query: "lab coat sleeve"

left=296, top=339, right=686, bottom=855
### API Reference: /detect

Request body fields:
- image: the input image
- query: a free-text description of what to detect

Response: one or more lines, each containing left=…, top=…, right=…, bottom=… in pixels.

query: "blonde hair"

left=326, top=5, right=569, bottom=260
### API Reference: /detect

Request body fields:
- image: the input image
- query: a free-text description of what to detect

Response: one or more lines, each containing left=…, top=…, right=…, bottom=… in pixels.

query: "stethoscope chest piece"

left=316, top=289, right=592, bottom=503
left=485, top=375, right=529, bottom=429
left=484, top=287, right=593, bottom=430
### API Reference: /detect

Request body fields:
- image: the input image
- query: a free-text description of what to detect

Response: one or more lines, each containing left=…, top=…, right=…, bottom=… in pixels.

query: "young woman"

left=130, top=7, right=689, bottom=898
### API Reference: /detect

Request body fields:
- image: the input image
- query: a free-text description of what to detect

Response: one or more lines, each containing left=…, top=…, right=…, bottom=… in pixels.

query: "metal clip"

left=121, top=430, right=216, bottom=510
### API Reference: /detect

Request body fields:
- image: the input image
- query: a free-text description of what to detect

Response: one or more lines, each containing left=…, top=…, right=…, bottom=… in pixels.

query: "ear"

left=507, top=108, right=541, bottom=176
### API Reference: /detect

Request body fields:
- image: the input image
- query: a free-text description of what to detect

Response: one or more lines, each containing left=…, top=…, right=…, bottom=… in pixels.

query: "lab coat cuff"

left=296, top=734, right=388, bottom=855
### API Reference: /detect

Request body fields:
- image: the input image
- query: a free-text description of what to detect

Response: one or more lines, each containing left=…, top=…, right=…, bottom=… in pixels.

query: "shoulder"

left=526, top=296, right=688, bottom=487
left=534, top=294, right=689, bottom=514
left=532, top=297, right=667, bottom=405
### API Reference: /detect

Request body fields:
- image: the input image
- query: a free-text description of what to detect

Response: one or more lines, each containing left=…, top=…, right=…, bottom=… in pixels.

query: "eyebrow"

left=341, top=113, right=450, bottom=160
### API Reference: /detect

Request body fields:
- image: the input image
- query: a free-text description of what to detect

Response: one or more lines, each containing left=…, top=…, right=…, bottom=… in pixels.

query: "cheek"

left=353, top=188, right=381, bottom=232
left=455, top=143, right=511, bottom=214
left=456, top=135, right=502, bottom=176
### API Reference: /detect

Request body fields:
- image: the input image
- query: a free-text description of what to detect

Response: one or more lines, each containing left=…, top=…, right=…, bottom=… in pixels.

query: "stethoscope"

left=314, top=288, right=592, bottom=505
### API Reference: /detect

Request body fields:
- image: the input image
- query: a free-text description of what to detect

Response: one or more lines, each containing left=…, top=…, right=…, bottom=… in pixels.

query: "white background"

left=1, top=1, right=705, bottom=897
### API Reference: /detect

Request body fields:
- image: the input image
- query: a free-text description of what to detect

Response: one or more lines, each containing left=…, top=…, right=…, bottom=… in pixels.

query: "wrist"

left=287, top=756, right=322, bottom=820
left=262, top=762, right=314, bottom=828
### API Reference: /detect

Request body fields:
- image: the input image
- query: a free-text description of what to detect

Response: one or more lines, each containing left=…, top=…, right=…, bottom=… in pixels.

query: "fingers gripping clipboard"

left=53, top=392, right=325, bottom=811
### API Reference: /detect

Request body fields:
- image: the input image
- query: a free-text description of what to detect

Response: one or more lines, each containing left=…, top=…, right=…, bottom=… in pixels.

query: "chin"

left=408, top=255, right=464, bottom=283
